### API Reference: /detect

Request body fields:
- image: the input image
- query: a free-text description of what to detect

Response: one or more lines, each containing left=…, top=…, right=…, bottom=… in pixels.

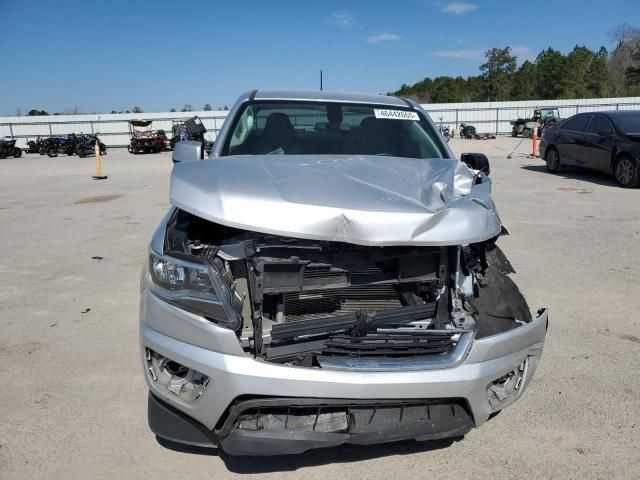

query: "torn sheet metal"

left=170, top=155, right=502, bottom=246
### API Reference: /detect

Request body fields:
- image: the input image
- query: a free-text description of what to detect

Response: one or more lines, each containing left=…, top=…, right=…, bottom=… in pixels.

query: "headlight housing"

left=147, top=251, right=240, bottom=330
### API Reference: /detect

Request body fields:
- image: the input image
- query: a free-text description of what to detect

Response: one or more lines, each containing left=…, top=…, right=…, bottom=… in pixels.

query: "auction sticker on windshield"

left=374, top=109, right=420, bottom=121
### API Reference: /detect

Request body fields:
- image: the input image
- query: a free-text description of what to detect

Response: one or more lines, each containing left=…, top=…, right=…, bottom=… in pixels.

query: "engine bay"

left=162, top=209, right=532, bottom=367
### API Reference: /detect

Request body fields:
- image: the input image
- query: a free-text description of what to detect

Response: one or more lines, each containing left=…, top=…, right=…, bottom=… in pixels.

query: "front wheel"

left=545, top=148, right=561, bottom=173
left=47, top=147, right=59, bottom=158
left=13, top=147, right=22, bottom=158
left=614, top=156, right=639, bottom=188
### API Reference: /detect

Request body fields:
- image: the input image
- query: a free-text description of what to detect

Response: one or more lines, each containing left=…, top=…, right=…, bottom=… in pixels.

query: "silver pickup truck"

left=140, top=90, right=547, bottom=456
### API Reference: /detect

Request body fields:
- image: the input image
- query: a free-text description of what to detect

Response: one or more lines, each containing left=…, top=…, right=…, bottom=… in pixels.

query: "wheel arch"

left=544, top=144, right=559, bottom=160
left=612, top=151, right=639, bottom=171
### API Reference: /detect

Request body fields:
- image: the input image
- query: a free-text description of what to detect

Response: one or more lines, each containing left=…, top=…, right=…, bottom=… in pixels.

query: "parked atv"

left=460, top=123, right=477, bottom=139
left=170, top=116, right=212, bottom=153
left=0, top=138, right=22, bottom=158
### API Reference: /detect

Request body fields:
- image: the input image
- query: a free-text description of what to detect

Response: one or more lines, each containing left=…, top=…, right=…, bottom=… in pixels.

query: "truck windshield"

left=222, top=101, right=447, bottom=159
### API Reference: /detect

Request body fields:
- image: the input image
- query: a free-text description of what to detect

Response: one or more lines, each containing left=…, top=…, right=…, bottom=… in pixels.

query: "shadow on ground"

left=156, top=436, right=459, bottom=473
left=521, top=164, right=621, bottom=188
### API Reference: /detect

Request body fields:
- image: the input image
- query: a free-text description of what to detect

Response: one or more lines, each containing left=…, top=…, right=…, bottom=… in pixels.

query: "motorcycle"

left=76, top=134, right=107, bottom=158
left=438, top=124, right=451, bottom=142
left=0, top=138, right=22, bottom=159
left=42, top=136, right=63, bottom=157
left=46, top=135, right=82, bottom=157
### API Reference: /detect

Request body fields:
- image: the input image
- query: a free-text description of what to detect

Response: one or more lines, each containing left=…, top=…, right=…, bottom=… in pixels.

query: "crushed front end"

left=140, top=208, right=547, bottom=455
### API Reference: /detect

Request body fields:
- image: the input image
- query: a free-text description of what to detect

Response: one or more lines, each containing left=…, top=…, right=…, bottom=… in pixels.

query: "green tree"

left=132, top=106, right=143, bottom=113
left=464, top=75, right=486, bottom=101
left=565, top=46, right=593, bottom=97
left=535, top=48, right=570, bottom=99
left=564, top=45, right=608, bottom=98
left=181, top=104, right=193, bottom=112
left=511, top=61, right=537, bottom=100
left=203, top=104, right=212, bottom=111
left=480, top=47, right=517, bottom=101
left=170, top=108, right=177, bottom=112
left=431, top=76, right=463, bottom=103
left=588, top=47, right=609, bottom=97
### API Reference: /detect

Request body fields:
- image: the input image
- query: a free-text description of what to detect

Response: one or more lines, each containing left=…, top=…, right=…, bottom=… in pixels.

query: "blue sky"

left=0, top=0, right=636, bottom=114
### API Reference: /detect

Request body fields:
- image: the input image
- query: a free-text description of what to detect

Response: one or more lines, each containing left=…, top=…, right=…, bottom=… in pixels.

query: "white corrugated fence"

left=1, top=96, right=639, bottom=148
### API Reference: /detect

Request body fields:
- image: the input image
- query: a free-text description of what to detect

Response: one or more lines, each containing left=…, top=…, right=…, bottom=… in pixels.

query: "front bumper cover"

left=140, top=289, right=548, bottom=455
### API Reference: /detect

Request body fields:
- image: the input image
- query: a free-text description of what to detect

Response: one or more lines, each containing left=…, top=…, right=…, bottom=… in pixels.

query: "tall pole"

left=320, top=70, right=323, bottom=91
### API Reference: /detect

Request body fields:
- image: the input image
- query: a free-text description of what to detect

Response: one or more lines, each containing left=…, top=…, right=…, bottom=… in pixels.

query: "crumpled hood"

left=170, top=155, right=501, bottom=246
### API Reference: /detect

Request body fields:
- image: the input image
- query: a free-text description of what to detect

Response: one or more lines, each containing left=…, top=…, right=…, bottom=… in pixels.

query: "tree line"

left=393, top=24, right=640, bottom=103
left=18, top=104, right=229, bottom=116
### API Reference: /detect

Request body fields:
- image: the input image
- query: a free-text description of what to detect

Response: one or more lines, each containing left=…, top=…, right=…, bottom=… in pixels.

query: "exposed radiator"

left=283, top=284, right=402, bottom=321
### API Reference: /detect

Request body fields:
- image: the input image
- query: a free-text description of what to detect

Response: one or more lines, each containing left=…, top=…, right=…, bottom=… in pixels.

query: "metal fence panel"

left=2, top=97, right=640, bottom=147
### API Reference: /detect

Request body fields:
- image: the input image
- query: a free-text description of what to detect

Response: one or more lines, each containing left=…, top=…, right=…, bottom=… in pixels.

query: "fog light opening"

left=487, top=358, right=529, bottom=411
left=145, top=348, right=209, bottom=402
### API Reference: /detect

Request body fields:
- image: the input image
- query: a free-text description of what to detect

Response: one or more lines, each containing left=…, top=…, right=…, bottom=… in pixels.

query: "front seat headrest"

left=264, top=113, right=295, bottom=149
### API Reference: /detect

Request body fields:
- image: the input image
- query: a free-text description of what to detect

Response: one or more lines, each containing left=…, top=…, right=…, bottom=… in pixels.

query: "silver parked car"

left=140, top=90, right=548, bottom=456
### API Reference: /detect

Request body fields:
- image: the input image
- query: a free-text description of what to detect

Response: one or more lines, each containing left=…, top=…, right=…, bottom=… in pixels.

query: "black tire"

left=47, top=147, right=59, bottom=158
left=13, top=147, right=22, bottom=158
left=511, top=128, right=518, bottom=137
left=545, top=147, right=561, bottom=173
left=614, top=155, right=639, bottom=188
left=39, top=147, right=46, bottom=155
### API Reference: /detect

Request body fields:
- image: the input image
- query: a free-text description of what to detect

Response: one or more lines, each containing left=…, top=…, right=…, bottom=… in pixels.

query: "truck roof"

left=239, top=90, right=412, bottom=108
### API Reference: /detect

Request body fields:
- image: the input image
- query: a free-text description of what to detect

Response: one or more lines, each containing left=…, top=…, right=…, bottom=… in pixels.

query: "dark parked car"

left=539, top=111, right=640, bottom=188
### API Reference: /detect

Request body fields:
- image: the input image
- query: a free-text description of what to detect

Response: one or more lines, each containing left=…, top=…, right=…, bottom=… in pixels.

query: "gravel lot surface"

left=1, top=137, right=639, bottom=479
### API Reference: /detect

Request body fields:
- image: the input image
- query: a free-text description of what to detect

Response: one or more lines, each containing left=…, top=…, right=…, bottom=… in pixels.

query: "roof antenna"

left=320, top=69, right=323, bottom=91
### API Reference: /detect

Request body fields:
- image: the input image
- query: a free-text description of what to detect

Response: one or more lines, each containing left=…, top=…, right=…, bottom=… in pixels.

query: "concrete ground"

left=1, top=137, right=639, bottom=480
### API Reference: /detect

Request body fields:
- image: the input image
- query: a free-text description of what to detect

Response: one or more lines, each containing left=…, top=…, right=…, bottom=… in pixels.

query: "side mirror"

left=461, top=152, right=490, bottom=175
left=172, top=140, right=203, bottom=164
left=597, top=129, right=614, bottom=137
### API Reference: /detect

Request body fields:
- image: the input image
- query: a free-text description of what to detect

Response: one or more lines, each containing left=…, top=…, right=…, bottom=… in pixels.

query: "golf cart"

left=128, top=120, right=168, bottom=154
left=511, top=108, right=561, bottom=137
